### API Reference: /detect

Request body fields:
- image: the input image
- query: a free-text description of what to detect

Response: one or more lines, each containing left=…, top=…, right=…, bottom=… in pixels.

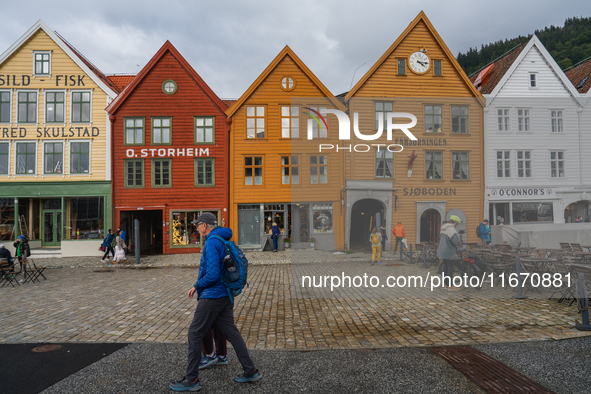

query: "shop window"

left=63, top=197, right=104, bottom=240
left=152, top=159, right=171, bottom=187
left=195, top=117, right=214, bottom=144
left=517, top=151, right=531, bottom=178
left=246, top=106, right=265, bottom=138
left=46, top=91, right=65, bottom=123
left=425, top=151, right=442, bottom=180
left=124, top=117, right=144, bottom=145
left=375, top=149, right=393, bottom=178
left=244, top=156, right=262, bottom=185
left=451, top=106, right=468, bottom=134
left=375, top=102, right=393, bottom=130
left=70, top=141, right=90, bottom=174
left=452, top=151, right=469, bottom=180
left=17, top=91, right=37, bottom=123
left=424, top=105, right=442, bottom=133
left=16, top=142, right=36, bottom=174
left=124, top=159, right=144, bottom=187
left=512, top=202, right=553, bottom=223
left=171, top=210, right=218, bottom=247
left=1, top=91, right=11, bottom=123
left=33, top=51, right=51, bottom=76
left=517, top=109, right=530, bottom=131
left=71, top=91, right=91, bottom=123
left=310, top=155, right=327, bottom=184
left=195, top=158, right=215, bottom=187
left=0, top=198, right=15, bottom=241
left=551, top=110, right=563, bottom=132
left=281, top=156, right=299, bottom=185
left=0, top=142, right=8, bottom=174
left=281, top=106, right=299, bottom=138
left=550, top=151, right=564, bottom=177
left=497, top=108, right=510, bottom=131
left=44, top=142, right=63, bottom=174
left=264, top=204, right=285, bottom=235
left=496, top=151, right=511, bottom=177
left=312, top=203, right=332, bottom=234
left=152, top=117, right=171, bottom=145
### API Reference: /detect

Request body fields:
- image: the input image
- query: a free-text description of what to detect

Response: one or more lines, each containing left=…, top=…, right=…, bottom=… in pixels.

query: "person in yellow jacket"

left=369, top=226, right=382, bottom=265
left=392, top=222, right=405, bottom=253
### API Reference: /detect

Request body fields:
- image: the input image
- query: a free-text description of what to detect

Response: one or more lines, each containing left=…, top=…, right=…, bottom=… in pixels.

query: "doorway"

left=565, top=200, right=590, bottom=223
left=350, top=199, right=384, bottom=250
left=42, top=199, right=62, bottom=246
left=120, top=210, right=163, bottom=255
left=420, top=209, right=440, bottom=243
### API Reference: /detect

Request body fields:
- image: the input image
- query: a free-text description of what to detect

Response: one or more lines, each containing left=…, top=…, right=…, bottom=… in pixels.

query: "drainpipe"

left=109, top=114, right=116, bottom=231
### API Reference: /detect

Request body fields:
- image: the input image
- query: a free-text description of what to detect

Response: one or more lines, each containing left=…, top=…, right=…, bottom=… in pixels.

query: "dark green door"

left=42, top=209, right=62, bottom=246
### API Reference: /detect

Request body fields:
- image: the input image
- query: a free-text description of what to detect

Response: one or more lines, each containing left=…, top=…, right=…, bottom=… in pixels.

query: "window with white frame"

left=516, top=150, right=531, bottom=178
left=550, top=151, right=564, bottom=177
left=45, top=91, right=65, bottom=123
left=281, top=106, right=299, bottom=138
left=16, top=142, right=36, bottom=174
left=246, top=106, right=265, bottom=139
left=43, top=141, right=63, bottom=174
left=375, top=149, right=393, bottom=178
left=17, top=91, right=37, bottom=123
left=517, top=109, right=529, bottom=131
left=281, top=156, right=299, bottom=184
left=0, top=91, right=11, bottom=123
left=496, top=151, right=511, bottom=177
left=70, top=141, right=90, bottom=174
left=0, top=142, right=8, bottom=174
left=497, top=109, right=509, bottom=131
left=375, top=102, right=393, bottom=130
left=424, top=105, right=442, bottom=133
left=529, top=73, right=537, bottom=88
left=33, top=51, right=51, bottom=76
left=310, top=155, right=327, bottom=184
left=308, top=106, right=327, bottom=138
left=551, top=110, right=563, bottom=132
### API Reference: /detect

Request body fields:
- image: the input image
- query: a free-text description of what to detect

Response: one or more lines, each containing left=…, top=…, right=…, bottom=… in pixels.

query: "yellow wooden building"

left=225, top=46, right=347, bottom=250
left=0, top=20, right=119, bottom=256
left=343, top=11, right=485, bottom=249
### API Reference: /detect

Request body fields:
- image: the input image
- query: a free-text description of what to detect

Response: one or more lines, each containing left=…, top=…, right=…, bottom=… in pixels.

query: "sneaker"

left=215, top=355, right=228, bottom=365
left=198, top=353, right=218, bottom=370
left=235, top=369, right=262, bottom=383
left=169, top=377, right=201, bottom=391
left=377, top=261, right=381, bottom=265
left=100, top=259, right=105, bottom=263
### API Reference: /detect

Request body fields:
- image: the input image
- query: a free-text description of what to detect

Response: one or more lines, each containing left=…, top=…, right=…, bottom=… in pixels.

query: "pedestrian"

left=198, top=322, right=228, bottom=370
left=436, top=215, right=462, bottom=290
left=380, top=222, right=388, bottom=253
left=485, top=222, right=492, bottom=245
left=114, top=230, right=127, bottom=263
left=478, top=219, right=490, bottom=246
left=169, top=212, right=261, bottom=392
left=392, top=221, right=405, bottom=253
left=370, top=226, right=382, bottom=265
left=13, top=235, right=31, bottom=272
left=271, top=222, right=280, bottom=252
left=575, top=216, right=583, bottom=223
left=118, top=226, right=126, bottom=243
left=0, top=244, right=13, bottom=269
left=101, top=229, right=115, bottom=263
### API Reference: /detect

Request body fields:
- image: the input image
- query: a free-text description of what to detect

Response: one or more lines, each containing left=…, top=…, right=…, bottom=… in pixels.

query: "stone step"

left=30, top=248, right=62, bottom=259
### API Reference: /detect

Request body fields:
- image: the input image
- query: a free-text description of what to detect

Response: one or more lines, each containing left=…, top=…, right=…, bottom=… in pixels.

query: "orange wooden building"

left=225, top=46, right=346, bottom=251
left=106, top=41, right=229, bottom=254
left=343, top=11, right=485, bottom=249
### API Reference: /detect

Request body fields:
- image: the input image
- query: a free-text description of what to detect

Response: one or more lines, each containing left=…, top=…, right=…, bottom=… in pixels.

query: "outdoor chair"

left=548, top=259, right=575, bottom=303
left=570, top=243, right=584, bottom=252
left=559, top=242, right=571, bottom=250
left=0, top=259, right=20, bottom=287
left=23, top=259, right=47, bottom=284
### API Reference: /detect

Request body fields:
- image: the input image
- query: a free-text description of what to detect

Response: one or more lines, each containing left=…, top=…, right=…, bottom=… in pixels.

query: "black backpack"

left=476, top=224, right=482, bottom=238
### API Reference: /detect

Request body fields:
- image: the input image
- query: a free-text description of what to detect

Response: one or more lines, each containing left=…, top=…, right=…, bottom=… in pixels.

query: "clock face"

left=409, top=51, right=430, bottom=74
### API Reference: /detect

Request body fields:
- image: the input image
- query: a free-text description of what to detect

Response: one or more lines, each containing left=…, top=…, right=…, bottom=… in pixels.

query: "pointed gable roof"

left=345, top=11, right=482, bottom=100
left=0, top=20, right=118, bottom=98
left=107, top=75, right=136, bottom=91
left=225, top=45, right=345, bottom=117
left=469, top=44, right=526, bottom=94
left=565, top=57, right=591, bottom=94
left=106, top=40, right=227, bottom=115
left=485, top=35, right=582, bottom=105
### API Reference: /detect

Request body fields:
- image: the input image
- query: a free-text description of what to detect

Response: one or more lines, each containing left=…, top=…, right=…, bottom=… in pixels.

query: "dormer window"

left=33, top=51, right=51, bottom=76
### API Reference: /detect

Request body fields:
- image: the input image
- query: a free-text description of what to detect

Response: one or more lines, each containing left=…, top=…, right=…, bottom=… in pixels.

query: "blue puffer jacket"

left=193, top=227, right=232, bottom=299
left=102, top=233, right=114, bottom=248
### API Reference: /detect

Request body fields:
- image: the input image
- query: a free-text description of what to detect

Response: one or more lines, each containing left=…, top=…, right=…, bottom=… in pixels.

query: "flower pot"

left=309, top=242, right=315, bottom=249
left=285, top=242, right=290, bottom=249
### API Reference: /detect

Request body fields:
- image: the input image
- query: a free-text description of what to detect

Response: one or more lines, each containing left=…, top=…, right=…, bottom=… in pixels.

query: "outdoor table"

left=567, top=251, right=591, bottom=264
left=513, top=247, right=536, bottom=254
left=580, top=245, right=591, bottom=252
left=519, top=257, right=557, bottom=272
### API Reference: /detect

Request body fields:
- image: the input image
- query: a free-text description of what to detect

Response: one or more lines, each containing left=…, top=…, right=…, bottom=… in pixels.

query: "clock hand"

left=417, top=61, right=428, bottom=66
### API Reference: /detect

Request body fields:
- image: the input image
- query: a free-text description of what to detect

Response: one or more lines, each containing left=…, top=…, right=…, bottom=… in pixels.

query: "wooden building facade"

left=106, top=41, right=229, bottom=255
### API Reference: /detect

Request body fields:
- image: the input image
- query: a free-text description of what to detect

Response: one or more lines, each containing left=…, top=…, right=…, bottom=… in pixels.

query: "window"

left=63, top=197, right=104, bottom=240
left=44, top=142, right=63, bottom=174
left=17, top=91, right=37, bottom=123
left=152, top=159, right=171, bottom=187
left=310, top=155, right=327, bottom=184
left=397, top=59, right=405, bottom=75
left=246, top=106, right=265, bottom=138
left=71, top=91, right=91, bottom=123
left=195, top=117, right=214, bottom=144
left=434, top=60, right=442, bottom=76
left=0, top=142, right=8, bottom=174
left=312, top=203, right=333, bottom=233
left=497, top=109, right=509, bottom=131
left=152, top=117, right=171, bottom=145
left=244, top=156, right=262, bottom=185
left=195, top=158, right=215, bottom=187
left=551, top=111, right=563, bottom=133
left=496, top=151, right=511, bottom=177
left=550, top=151, right=564, bottom=178
left=281, top=106, right=299, bottom=138
left=281, top=77, right=295, bottom=91
left=513, top=202, right=553, bottom=223
left=16, top=142, right=36, bottom=174
left=308, top=106, right=327, bottom=138
left=425, top=151, right=443, bottom=180
left=45, top=91, right=65, bottom=123
left=424, top=105, right=442, bottom=133
left=529, top=73, right=537, bottom=88
left=451, top=106, right=468, bottom=134
left=375, top=102, right=393, bottom=130
left=124, top=159, right=144, bottom=187
left=0, top=91, right=10, bottom=123
left=517, top=109, right=530, bottom=131
left=517, top=151, right=531, bottom=178
left=375, top=149, right=393, bottom=178
left=124, top=117, right=144, bottom=145
left=70, top=141, right=89, bottom=174
left=33, top=51, right=51, bottom=75
left=452, top=152, right=469, bottom=180
left=162, top=80, right=177, bottom=95
left=281, top=156, right=299, bottom=185
left=171, top=211, right=218, bottom=247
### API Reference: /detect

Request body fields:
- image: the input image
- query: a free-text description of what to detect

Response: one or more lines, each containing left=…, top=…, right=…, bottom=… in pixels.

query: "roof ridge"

left=467, top=43, right=526, bottom=78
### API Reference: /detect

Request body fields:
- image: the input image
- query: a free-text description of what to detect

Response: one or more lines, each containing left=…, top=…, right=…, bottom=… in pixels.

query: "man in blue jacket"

left=479, top=219, right=490, bottom=246
left=169, top=212, right=261, bottom=392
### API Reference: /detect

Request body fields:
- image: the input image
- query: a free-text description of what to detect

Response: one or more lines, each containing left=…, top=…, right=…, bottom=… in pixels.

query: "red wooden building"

left=106, top=41, right=229, bottom=254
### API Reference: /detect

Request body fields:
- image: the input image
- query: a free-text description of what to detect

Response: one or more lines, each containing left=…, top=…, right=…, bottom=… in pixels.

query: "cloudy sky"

left=2, top=0, right=589, bottom=98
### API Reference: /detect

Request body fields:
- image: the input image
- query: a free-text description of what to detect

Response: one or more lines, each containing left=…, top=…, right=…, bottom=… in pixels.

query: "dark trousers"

left=442, top=259, right=456, bottom=287
left=202, top=321, right=227, bottom=356
left=102, top=246, right=114, bottom=260
left=186, top=297, right=255, bottom=381
left=272, top=235, right=278, bottom=250
left=393, top=236, right=403, bottom=252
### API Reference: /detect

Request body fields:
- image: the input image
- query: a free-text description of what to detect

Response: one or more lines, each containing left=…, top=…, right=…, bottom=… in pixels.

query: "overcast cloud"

left=2, top=0, right=589, bottom=98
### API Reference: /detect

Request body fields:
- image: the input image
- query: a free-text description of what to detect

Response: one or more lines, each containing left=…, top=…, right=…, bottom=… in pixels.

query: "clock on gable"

left=409, top=51, right=430, bottom=74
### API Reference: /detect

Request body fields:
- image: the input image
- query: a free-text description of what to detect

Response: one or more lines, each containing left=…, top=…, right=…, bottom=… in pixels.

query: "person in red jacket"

left=392, top=222, right=405, bottom=253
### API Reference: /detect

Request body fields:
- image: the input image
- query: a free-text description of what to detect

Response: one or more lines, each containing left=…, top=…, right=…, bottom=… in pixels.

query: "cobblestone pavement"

left=1, top=251, right=590, bottom=348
